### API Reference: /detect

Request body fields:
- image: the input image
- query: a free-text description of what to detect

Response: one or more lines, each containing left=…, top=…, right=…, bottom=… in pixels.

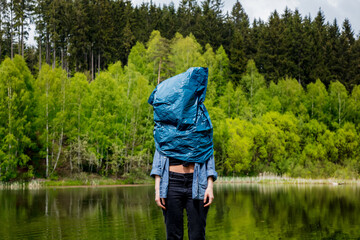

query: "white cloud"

left=327, top=0, right=341, bottom=7
left=241, top=0, right=300, bottom=21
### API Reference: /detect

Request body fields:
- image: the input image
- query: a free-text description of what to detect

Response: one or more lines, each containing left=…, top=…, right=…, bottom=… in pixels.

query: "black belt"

left=169, top=171, right=193, bottom=179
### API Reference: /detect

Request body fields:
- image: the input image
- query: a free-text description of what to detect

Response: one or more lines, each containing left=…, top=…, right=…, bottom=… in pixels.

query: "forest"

left=0, top=0, right=359, bottom=181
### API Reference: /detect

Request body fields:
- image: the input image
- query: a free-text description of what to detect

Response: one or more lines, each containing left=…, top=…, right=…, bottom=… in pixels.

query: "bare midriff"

left=169, top=163, right=195, bottom=173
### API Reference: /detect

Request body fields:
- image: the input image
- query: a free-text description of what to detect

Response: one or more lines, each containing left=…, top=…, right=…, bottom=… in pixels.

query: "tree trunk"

left=61, top=47, right=64, bottom=69
left=131, top=114, right=138, bottom=157
left=91, top=47, right=94, bottom=81
left=338, top=92, right=341, bottom=125
left=46, top=31, right=49, bottom=65
left=84, top=50, right=87, bottom=72
left=46, top=77, right=49, bottom=178
left=250, top=65, right=253, bottom=120
left=51, top=74, right=66, bottom=175
left=8, top=82, right=12, bottom=171
left=10, top=2, right=14, bottom=59
left=311, top=96, right=314, bottom=118
left=18, top=28, right=20, bottom=55
left=98, top=52, right=100, bottom=76
left=21, top=18, right=24, bottom=57
left=77, top=100, right=81, bottom=169
left=52, top=41, right=56, bottom=69
left=69, top=142, right=73, bottom=172
left=51, top=126, right=63, bottom=175
left=66, top=57, right=69, bottom=77
left=39, top=37, right=42, bottom=71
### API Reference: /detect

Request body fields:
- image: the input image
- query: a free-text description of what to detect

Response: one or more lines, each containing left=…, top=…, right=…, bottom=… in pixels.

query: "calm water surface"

left=1, top=183, right=360, bottom=239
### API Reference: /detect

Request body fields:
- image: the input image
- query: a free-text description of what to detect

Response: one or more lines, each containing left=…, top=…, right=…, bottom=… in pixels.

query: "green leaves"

left=329, top=80, right=349, bottom=128
left=1, top=26, right=360, bottom=180
left=0, top=55, right=35, bottom=181
left=168, top=33, right=205, bottom=75
left=225, top=118, right=253, bottom=174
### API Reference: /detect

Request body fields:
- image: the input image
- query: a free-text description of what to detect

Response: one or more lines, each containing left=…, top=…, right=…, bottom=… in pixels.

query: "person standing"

left=150, top=148, right=217, bottom=240
left=148, top=67, right=217, bottom=240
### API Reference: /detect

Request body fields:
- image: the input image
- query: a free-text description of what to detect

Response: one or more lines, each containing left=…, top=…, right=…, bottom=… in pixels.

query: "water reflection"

left=0, top=183, right=359, bottom=239
left=211, top=184, right=360, bottom=239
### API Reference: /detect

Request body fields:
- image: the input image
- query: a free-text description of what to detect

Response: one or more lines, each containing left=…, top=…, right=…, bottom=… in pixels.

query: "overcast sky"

left=27, top=0, right=360, bottom=46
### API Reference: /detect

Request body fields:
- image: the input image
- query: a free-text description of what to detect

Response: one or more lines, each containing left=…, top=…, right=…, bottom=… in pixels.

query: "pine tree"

left=229, top=0, right=249, bottom=81
left=339, top=19, right=356, bottom=91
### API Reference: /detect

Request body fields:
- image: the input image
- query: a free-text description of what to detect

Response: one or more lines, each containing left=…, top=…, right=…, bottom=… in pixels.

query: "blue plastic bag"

left=148, top=67, right=213, bottom=163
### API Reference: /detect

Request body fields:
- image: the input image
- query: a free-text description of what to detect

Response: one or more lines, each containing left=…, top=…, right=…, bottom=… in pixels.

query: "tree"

left=225, top=118, right=253, bottom=175
left=335, top=122, right=358, bottom=165
left=240, top=59, right=265, bottom=119
left=339, top=19, right=356, bottom=91
left=212, top=45, right=229, bottom=96
left=269, top=76, right=307, bottom=117
left=0, top=55, right=36, bottom=180
left=329, top=80, right=349, bottom=129
left=219, top=80, right=248, bottom=119
left=309, top=9, right=328, bottom=83
left=197, top=0, right=224, bottom=48
left=34, top=63, right=68, bottom=178
left=348, top=85, right=360, bottom=125
left=146, top=30, right=169, bottom=84
left=0, top=0, right=8, bottom=61
left=64, top=72, right=90, bottom=172
left=13, top=0, right=35, bottom=57
left=229, top=0, right=249, bottom=80
left=305, top=79, right=329, bottom=123
left=202, top=43, right=217, bottom=107
left=168, top=32, right=204, bottom=75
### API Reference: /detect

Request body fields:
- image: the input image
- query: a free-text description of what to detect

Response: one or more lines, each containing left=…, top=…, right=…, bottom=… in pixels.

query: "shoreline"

left=215, top=175, right=360, bottom=185
left=2, top=174, right=360, bottom=190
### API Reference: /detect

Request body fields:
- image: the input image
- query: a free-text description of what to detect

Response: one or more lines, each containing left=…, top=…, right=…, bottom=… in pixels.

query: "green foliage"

left=329, top=80, right=349, bottom=129
left=225, top=118, right=253, bottom=175
left=0, top=55, right=36, bottom=181
left=1, top=29, right=360, bottom=181
left=168, top=33, right=205, bottom=75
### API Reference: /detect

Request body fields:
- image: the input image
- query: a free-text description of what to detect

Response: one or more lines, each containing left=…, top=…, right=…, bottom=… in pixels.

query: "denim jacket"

left=150, top=148, right=218, bottom=200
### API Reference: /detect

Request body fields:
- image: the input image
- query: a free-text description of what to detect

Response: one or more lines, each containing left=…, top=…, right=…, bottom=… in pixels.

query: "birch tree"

left=34, top=64, right=68, bottom=178
left=329, top=80, right=348, bottom=128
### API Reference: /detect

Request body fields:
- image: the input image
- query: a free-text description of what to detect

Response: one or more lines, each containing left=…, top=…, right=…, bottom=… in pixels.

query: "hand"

left=155, top=193, right=166, bottom=210
left=204, top=187, right=214, bottom=207
left=154, top=176, right=166, bottom=210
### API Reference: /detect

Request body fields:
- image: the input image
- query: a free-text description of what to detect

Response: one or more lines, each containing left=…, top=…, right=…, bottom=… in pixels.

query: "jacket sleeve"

left=206, top=153, right=218, bottom=182
left=150, top=148, right=162, bottom=178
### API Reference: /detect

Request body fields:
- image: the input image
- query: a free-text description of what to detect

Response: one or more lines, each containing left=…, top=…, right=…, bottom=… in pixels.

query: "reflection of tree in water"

left=322, top=230, right=351, bottom=240
left=210, top=184, right=360, bottom=239
left=1, top=184, right=359, bottom=239
left=0, top=186, right=165, bottom=239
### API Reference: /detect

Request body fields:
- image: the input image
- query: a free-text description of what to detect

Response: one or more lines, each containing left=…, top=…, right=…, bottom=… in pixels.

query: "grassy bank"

left=2, top=172, right=360, bottom=190
left=0, top=172, right=154, bottom=190
left=216, top=172, right=360, bottom=185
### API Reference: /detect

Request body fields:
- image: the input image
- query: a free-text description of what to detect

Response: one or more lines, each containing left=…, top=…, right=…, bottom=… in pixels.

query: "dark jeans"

left=162, top=171, right=210, bottom=240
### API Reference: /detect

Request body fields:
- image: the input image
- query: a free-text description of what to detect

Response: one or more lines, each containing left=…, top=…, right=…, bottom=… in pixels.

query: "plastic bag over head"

left=148, top=67, right=213, bottom=163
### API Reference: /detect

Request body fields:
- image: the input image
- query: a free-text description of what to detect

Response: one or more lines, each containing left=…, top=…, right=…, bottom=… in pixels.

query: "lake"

left=0, top=183, right=359, bottom=239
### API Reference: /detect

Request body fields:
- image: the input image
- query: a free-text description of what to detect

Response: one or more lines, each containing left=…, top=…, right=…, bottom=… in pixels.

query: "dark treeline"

left=0, top=0, right=359, bottom=91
